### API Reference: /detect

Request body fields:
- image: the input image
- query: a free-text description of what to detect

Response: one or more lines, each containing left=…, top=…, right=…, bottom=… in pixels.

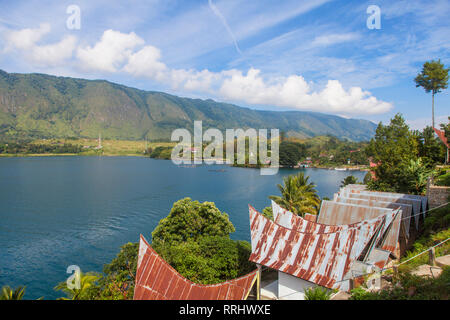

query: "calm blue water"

left=0, top=156, right=366, bottom=299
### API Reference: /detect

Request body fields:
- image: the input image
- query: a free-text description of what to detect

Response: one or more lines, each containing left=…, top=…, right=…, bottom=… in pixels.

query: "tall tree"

left=366, top=114, right=419, bottom=193
left=269, top=172, right=320, bottom=216
left=414, top=60, right=449, bottom=128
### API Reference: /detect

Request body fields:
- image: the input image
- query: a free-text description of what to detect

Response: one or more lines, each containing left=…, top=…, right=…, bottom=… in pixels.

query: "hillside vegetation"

left=0, top=70, right=377, bottom=141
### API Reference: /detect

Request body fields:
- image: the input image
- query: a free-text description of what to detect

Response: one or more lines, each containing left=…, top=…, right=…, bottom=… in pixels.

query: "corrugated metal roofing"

left=134, top=235, right=258, bottom=300
left=340, top=187, right=427, bottom=213
left=303, top=213, right=317, bottom=222
left=249, top=205, right=390, bottom=289
left=340, top=192, right=422, bottom=230
left=317, top=201, right=401, bottom=256
left=333, top=196, right=412, bottom=240
left=273, top=200, right=377, bottom=234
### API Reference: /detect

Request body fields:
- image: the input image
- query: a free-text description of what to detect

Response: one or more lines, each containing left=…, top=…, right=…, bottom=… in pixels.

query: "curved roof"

left=317, top=200, right=401, bottom=256
left=134, top=235, right=258, bottom=300
left=334, top=196, right=412, bottom=239
left=249, top=205, right=390, bottom=289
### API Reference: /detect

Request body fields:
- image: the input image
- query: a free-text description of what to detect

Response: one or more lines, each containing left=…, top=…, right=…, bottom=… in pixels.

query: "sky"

left=0, top=0, right=449, bottom=129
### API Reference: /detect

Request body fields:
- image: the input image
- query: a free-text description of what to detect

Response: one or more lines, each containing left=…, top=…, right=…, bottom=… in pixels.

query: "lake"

left=0, top=156, right=366, bottom=299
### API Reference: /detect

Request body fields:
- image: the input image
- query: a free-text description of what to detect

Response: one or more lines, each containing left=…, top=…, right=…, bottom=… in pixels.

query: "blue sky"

left=0, top=0, right=449, bottom=128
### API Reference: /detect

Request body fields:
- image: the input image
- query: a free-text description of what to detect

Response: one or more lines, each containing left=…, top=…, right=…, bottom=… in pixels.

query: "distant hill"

left=0, top=70, right=377, bottom=141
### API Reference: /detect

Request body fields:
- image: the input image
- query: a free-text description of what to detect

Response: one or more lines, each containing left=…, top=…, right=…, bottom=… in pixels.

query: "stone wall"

left=427, top=179, right=450, bottom=208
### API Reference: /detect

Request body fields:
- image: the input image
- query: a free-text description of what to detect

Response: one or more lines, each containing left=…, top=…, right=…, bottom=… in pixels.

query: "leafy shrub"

left=155, top=236, right=255, bottom=284
left=304, top=286, right=334, bottom=300
left=149, top=146, right=173, bottom=159
left=435, top=171, right=450, bottom=186
left=262, top=206, right=273, bottom=220
left=350, top=268, right=450, bottom=300
left=152, top=198, right=235, bottom=247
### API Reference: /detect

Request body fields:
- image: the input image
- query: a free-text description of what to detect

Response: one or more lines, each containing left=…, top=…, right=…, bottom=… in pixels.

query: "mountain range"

left=0, top=70, right=377, bottom=141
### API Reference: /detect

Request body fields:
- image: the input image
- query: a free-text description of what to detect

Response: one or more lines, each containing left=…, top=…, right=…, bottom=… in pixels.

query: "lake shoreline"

left=0, top=153, right=369, bottom=172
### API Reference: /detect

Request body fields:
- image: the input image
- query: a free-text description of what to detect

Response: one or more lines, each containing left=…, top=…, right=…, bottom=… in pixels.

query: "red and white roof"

left=248, top=205, right=391, bottom=289
left=134, top=235, right=258, bottom=300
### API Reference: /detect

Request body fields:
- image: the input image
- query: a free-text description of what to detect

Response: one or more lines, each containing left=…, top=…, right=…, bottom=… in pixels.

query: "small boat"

left=334, top=168, right=347, bottom=171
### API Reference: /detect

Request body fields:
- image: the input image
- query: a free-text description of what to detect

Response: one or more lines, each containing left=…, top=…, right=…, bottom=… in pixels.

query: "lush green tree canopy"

left=415, top=59, right=449, bottom=95
left=151, top=198, right=235, bottom=248
left=415, top=59, right=449, bottom=128
left=155, top=236, right=254, bottom=284
left=279, top=141, right=306, bottom=167
left=366, top=114, right=419, bottom=193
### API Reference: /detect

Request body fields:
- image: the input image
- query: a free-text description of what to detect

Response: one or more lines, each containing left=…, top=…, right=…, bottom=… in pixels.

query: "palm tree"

left=54, top=271, right=101, bottom=300
left=269, top=172, right=320, bottom=216
left=415, top=59, right=449, bottom=128
left=0, top=286, right=26, bottom=300
left=340, top=175, right=359, bottom=188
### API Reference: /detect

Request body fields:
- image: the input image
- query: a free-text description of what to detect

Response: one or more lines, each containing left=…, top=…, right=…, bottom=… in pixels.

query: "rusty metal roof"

left=304, top=213, right=318, bottom=222
left=317, top=201, right=401, bottom=258
left=273, top=200, right=378, bottom=234
left=134, top=235, right=258, bottom=300
left=249, top=205, right=389, bottom=289
left=340, top=187, right=427, bottom=213
left=434, top=127, right=449, bottom=149
left=334, top=196, right=412, bottom=240
left=339, top=191, right=422, bottom=230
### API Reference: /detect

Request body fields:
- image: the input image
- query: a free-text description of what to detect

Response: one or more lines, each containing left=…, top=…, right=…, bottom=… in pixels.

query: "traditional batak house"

left=249, top=185, right=427, bottom=300
left=134, top=235, right=258, bottom=300
left=248, top=202, right=399, bottom=300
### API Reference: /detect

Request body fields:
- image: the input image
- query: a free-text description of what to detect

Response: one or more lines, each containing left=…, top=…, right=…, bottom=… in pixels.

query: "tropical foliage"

left=0, top=286, right=26, bottom=300
left=366, top=114, right=436, bottom=194
left=269, top=172, right=320, bottom=216
left=151, top=198, right=255, bottom=285
left=340, top=175, right=359, bottom=188
left=54, top=271, right=101, bottom=300
left=151, top=198, right=235, bottom=247
left=350, top=267, right=450, bottom=300
left=155, top=236, right=255, bottom=284
left=304, top=286, right=334, bottom=300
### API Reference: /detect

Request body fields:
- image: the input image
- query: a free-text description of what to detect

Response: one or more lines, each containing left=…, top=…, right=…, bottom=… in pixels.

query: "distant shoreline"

left=0, top=153, right=369, bottom=172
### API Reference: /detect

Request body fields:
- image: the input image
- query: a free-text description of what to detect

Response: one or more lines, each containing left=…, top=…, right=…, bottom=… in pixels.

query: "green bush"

left=435, top=171, right=450, bottom=186
left=350, top=267, right=450, bottom=300
left=304, top=286, right=334, bottom=300
left=155, top=236, right=255, bottom=284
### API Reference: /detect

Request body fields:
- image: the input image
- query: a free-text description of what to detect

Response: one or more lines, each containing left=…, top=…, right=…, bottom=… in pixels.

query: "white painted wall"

left=277, top=272, right=316, bottom=300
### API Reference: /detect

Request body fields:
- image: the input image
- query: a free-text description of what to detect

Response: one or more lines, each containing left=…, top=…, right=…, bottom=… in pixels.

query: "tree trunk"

left=432, top=92, right=435, bottom=129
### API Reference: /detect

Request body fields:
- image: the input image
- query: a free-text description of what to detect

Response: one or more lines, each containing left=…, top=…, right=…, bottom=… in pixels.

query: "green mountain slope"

left=0, top=70, right=377, bottom=141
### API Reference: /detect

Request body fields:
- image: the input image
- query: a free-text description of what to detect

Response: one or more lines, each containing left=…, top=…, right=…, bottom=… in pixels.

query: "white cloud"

left=218, top=68, right=392, bottom=115
left=123, top=45, right=167, bottom=80
left=77, top=30, right=144, bottom=72
left=3, top=23, right=76, bottom=67
left=3, top=23, right=50, bottom=50
left=311, top=33, right=360, bottom=47
left=74, top=29, right=393, bottom=115
left=31, top=36, right=77, bottom=66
